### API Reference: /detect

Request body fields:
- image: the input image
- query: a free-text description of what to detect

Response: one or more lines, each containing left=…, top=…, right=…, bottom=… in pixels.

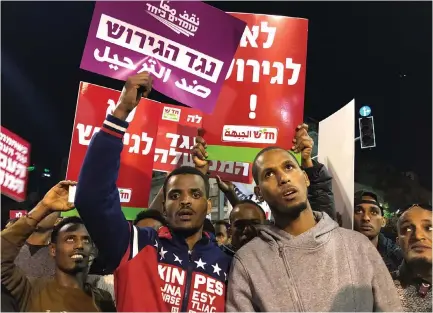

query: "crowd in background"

left=1, top=74, right=431, bottom=312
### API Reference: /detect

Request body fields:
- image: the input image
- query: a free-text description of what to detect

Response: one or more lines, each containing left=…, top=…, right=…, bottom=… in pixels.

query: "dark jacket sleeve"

left=74, top=114, right=131, bottom=272
left=1, top=217, right=36, bottom=311
left=304, top=159, right=336, bottom=220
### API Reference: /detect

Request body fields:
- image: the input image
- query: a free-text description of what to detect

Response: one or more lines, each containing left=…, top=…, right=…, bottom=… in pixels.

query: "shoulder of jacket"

left=335, top=227, right=373, bottom=247
left=235, top=237, right=268, bottom=259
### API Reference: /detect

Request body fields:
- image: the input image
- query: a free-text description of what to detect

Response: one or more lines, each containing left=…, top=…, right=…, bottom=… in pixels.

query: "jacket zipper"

left=180, top=250, right=194, bottom=312
left=279, top=247, right=304, bottom=312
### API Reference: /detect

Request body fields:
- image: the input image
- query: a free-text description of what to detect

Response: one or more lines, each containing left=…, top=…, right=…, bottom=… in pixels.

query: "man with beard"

left=74, top=73, right=231, bottom=312
left=1, top=181, right=114, bottom=312
left=392, top=204, right=432, bottom=312
left=353, top=190, right=403, bottom=271
left=226, top=147, right=402, bottom=312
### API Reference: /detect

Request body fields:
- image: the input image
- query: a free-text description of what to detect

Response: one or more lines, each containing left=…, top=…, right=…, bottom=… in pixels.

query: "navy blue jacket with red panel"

left=74, top=114, right=232, bottom=312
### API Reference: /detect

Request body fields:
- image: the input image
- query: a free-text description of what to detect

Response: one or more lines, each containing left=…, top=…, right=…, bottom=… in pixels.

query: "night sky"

left=2, top=1, right=432, bottom=192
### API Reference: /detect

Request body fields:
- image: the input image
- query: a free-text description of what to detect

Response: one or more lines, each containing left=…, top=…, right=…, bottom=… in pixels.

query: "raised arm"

left=1, top=181, right=76, bottom=311
left=292, top=123, right=336, bottom=219
left=74, top=73, right=153, bottom=271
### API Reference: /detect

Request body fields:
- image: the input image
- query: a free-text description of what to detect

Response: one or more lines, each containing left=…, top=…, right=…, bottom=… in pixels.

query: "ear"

left=49, top=243, right=56, bottom=258
left=206, top=199, right=212, bottom=215
left=381, top=217, right=386, bottom=228
left=254, top=186, right=263, bottom=201
left=395, top=237, right=400, bottom=247
left=303, top=170, right=310, bottom=187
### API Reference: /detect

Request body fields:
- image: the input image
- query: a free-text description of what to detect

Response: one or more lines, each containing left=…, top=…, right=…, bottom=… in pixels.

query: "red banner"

left=202, top=13, right=308, bottom=164
left=66, top=82, right=160, bottom=213
left=0, top=127, right=31, bottom=202
left=153, top=104, right=203, bottom=172
left=153, top=105, right=251, bottom=183
left=9, top=210, right=27, bottom=219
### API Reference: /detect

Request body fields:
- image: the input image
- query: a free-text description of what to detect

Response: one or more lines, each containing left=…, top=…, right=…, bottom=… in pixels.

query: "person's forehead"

left=215, top=224, right=227, bottom=232
left=401, top=206, right=432, bottom=224
left=167, top=174, right=205, bottom=191
left=356, top=202, right=380, bottom=211
left=256, top=149, right=295, bottom=169
left=59, top=223, right=88, bottom=236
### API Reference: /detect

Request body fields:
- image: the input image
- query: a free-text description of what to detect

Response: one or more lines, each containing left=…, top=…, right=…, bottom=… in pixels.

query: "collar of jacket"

left=156, top=226, right=212, bottom=248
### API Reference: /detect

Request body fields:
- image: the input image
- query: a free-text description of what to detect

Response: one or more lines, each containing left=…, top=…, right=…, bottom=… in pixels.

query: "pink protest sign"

left=80, top=1, right=246, bottom=114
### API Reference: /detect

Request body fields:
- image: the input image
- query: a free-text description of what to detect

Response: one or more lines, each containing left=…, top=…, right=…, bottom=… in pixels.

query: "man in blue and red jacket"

left=74, top=73, right=231, bottom=312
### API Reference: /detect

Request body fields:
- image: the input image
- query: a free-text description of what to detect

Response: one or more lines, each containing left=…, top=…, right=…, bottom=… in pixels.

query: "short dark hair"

left=163, top=166, right=210, bottom=199
left=252, top=146, right=300, bottom=184
left=203, top=218, right=215, bottom=234
left=134, top=209, right=166, bottom=226
left=230, top=199, right=266, bottom=221
left=397, top=203, right=432, bottom=222
left=214, top=220, right=230, bottom=231
left=50, top=216, right=85, bottom=244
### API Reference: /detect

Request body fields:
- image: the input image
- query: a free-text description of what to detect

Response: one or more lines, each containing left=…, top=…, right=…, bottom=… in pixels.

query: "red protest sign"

left=153, top=104, right=203, bottom=172
left=65, top=82, right=160, bottom=219
left=0, top=126, right=31, bottom=202
left=153, top=105, right=252, bottom=183
left=203, top=13, right=307, bottom=164
left=9, top=210, right=27, bottom=219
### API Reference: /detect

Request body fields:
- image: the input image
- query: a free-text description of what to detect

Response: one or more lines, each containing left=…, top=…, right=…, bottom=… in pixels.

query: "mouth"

left=360, top=224, right=374, bottom=231
left=177, top=209, right=194, bottom=221
left=70, top=253, right=86, bottom=261
left=411, top=243, right=431, bottom=252
left=282, top=187, right=298, bottom=200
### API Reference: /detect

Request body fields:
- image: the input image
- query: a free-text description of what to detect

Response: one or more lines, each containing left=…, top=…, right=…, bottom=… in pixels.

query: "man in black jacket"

left=353, top=190, right=403, bottom=272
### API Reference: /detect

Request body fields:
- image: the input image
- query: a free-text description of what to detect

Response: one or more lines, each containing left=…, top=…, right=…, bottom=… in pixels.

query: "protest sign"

left=9, top=210, right=27, bottom=219
left=318, top=100, right=355, bottom=230
left=153, top=104, right=252, bottom=183
left=203, top=13, right=307, bottom=164
left=0, top=126, right=31, bottom=202
left=64, top=82, right=160, bottom=220
left=153, top=104, right=203, bottom=172
left=80, top=1, right=246, bottom=114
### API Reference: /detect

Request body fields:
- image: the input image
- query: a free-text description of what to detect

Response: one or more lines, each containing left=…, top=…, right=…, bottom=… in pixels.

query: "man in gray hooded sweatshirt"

left=226, top=147, right=402, bottom=312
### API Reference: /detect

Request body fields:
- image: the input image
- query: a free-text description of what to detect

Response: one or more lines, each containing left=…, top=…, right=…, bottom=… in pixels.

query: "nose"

left=361, top=213, right=371, bottom=222
left=277, top=170, right=290, bottom=186
left=74, top=239, right=84, bottom=250
left=180, top=194, right=192, bottom=206
left=413, top=226, right=426, bottom=241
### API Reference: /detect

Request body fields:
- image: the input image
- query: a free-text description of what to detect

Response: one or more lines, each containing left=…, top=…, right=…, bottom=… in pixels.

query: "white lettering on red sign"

left=0, top=131, right=29, bottom=199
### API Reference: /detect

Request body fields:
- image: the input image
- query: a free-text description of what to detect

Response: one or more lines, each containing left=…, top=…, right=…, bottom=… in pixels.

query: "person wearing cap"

left=354, top=190, right=403, bottom=272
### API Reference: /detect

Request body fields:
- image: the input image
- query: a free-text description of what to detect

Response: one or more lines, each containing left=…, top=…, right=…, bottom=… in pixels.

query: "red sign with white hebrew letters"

left=0, top=126, right=31, bottom=202
left=66, top=82, right=160, bottom=209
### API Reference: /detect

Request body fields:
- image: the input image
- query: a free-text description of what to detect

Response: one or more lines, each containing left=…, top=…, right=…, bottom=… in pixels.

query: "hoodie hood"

left=257, top=211, right=339, bottom=250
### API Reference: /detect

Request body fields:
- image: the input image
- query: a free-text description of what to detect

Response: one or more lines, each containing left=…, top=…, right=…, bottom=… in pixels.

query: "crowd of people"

left=1, top=73, right=431, bottom=312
